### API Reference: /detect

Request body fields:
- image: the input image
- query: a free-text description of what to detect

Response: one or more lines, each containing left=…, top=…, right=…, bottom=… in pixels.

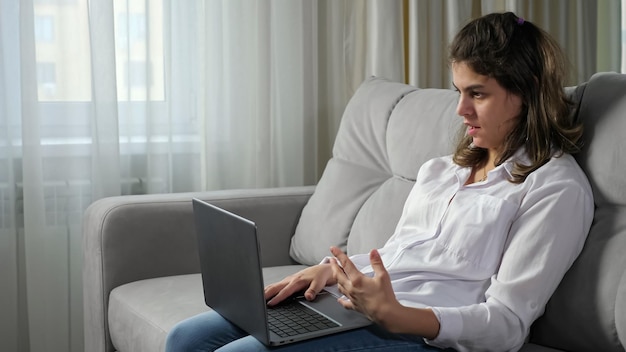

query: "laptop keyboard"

left=268, top=303, right=340, bottom=337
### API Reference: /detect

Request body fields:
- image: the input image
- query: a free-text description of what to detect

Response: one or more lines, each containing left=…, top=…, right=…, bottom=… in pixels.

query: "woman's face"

left=452, top=61, right=523, bottom=158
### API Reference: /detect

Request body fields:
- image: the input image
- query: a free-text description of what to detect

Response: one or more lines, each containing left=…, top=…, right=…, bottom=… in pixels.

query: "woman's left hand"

left=329, top=246, right=401, bottom=324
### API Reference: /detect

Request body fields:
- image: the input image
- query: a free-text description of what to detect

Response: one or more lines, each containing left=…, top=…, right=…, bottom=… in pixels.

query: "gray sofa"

left=83, top=72, right=626, bottom=352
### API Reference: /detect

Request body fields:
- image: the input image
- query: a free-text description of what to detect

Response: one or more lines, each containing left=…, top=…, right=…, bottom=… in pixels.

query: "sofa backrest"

left=290, top=77, right=459, bottom=264
left=290, top=73, right=626, bottom=351
left=530, top=72, right=626, bottom=351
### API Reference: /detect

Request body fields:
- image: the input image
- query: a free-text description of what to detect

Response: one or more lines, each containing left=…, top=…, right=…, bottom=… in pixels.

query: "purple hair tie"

left=517, top=17, right=525, bottom=25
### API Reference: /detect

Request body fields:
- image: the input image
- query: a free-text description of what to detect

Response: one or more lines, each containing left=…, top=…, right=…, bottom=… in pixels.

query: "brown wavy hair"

left=449, top=12, right=583, bottom=183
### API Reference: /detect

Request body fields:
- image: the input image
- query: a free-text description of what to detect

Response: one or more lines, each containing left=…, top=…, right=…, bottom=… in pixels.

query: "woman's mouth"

left=467, top=125, right=480, bottom=136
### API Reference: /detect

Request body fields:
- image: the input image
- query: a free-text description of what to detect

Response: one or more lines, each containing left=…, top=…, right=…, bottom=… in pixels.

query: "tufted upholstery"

left=290, top=78, right=461, bottom=264
left=530, top=72, right=626, bottom=351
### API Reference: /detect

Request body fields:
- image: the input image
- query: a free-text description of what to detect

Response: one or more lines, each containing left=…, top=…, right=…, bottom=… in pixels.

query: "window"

left=125, top=61, right=152, bottom=88
left=37, top=62, right=57, bottom=97
left=26, top=0, right=184, bottom=195
left=116, top=13, right=147, bottom=47
left=114, top=1, right=165, bottom=101
left=34, top=2, right=90, bottom=102
left=32, top=0, right=165, bottom=102
left=34, top=15, right=54, bottom=42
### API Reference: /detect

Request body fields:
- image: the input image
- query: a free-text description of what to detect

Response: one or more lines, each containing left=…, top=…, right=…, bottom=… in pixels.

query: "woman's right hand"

left=264, top=263, right=336, bottom=306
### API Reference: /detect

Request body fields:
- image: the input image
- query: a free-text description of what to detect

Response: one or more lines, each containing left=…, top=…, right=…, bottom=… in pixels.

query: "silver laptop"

left=192, top=198, right=372, bottom=346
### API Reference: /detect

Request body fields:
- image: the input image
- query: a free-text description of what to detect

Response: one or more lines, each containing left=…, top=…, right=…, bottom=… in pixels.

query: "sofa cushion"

left=108, top=274, right=207, bottom=352
left=348, top=87, right=460, bottom=255
left=290, top=77, right=458, bottom=265
left=530, top=72, right=626, bottom=351
left=108, top=267, right=306, bottom=352
left=290, top=77, right=417, bottom=265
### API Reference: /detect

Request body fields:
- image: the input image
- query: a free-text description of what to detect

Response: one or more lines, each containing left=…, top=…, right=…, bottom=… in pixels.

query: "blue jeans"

left=165, top=311, right=448, bottom=352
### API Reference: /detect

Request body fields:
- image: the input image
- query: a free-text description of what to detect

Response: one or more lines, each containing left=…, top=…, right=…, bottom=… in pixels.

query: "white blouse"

left=347, top=150, right=594, bottom=351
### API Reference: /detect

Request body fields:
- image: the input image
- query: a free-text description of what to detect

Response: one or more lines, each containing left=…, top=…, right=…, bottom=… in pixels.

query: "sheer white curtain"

left=177, top=1, right=320, bottom=190
left=1, top=0, right=620, bottom=351
left=0, top=0, right=397, bottom=351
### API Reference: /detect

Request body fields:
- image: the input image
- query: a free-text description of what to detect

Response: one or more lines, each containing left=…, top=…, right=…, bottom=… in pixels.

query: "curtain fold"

left=20, top=0, right=51, bottom=351
left=88, top=0, right=121, bottom=199
left=0, top=1, right=620, bottom=351
left=1, top=0, right=19, bottom=349
left=1, top=1, right=29, bottom=350
left=407, top=0, right=472, bottom=88
left=192, top=0, right=321, bottom=190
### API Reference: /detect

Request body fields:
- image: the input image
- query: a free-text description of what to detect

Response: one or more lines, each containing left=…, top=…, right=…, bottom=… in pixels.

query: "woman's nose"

left=456, top=95, right=471, bottom=117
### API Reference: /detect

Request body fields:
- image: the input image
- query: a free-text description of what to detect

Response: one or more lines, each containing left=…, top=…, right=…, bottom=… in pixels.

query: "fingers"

left=369, top=249, right=388, bottom=278
left=264, top=281, right=285, bottom=301
left=304, top=277, right=327, bottom=301
left=336, top=295, right=355, bottom=310
left=330, top=247, right=391, bottom=318
left=330, top=246, right=359, bottom=278
left=329, top=247, right=361, bottom=311
left=264, top=265, right=331, bottom=306
left=267, top=283, right=304, bottom=306
left=264, top=280, right=295, bottom=306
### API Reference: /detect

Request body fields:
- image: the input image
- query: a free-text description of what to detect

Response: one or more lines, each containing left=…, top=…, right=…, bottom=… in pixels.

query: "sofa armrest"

left=82, top=186, right=314, bottom=352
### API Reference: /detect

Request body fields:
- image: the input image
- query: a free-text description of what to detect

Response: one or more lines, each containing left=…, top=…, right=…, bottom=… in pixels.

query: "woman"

left=166, top=12, right=593, bottom=352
